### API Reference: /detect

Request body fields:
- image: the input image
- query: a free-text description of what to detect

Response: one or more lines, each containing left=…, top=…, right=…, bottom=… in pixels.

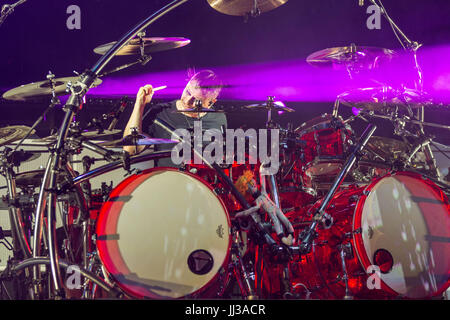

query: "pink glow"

left=88, top=45, right=450, bottom=106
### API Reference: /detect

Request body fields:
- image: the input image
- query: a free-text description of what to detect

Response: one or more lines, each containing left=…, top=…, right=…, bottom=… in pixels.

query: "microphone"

left=193, top=99, right=203, bottom=110
left=108, top=96, right=128, bottom=131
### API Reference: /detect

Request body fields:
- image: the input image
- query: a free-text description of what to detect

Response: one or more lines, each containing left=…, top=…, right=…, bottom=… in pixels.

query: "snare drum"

left=296, top=114, right=354, bottom=179
left=291, top=171, right=450, bottom=299
left=96, top=167, right=231, bottom=299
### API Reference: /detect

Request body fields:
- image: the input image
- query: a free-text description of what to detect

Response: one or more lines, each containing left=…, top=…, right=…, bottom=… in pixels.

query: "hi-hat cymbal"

left=307, top=45, right=396, bottom=70
left=2, top=77, right=102, bottom=101
left=0, top=126, right=35, bottom=146
left=207, top=0, right=289, bottom=16
left=100, top=134, right=177, bottom=148
left=338, top=87, right=433, bottom=111
left=93, top=37, right=191, bottom=56
left=243, top=101, right=294, bottom=113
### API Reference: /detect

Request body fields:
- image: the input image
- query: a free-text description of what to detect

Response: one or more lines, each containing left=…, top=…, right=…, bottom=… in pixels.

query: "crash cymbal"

left=243, top=101, right=294, bottom=113
left=207, top=0, right=289, bottom=16
left=366, top=136, right=410, bottom=161
left=2, top=77, right=102, bottom=101
left=100, top=134, right=177, bottom=147
left=307, top=44, right=396, bottom=70
left=338, top=87, right=433, bottom=111
left=93, top=37, right=191, bottom=56
left=0, top=126, right=35, bottom=146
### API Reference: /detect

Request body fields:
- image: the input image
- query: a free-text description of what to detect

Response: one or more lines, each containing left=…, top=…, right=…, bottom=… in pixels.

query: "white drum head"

left=355, top=173, right=450, bottom=298
left=97, top=169, right=231, bottom=299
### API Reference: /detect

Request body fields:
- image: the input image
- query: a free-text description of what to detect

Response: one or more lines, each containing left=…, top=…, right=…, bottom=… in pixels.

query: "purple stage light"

left=88, top=45, right=450, bottom=106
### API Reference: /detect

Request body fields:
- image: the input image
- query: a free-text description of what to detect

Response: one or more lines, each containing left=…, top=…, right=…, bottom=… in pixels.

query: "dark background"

left=0, top=0, right=449, bottom=143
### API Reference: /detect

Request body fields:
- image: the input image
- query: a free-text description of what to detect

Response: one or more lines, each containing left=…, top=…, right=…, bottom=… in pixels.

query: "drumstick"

left=143, top=85, right=167, bottom=95
left=153, top=85, right=167, bottom=92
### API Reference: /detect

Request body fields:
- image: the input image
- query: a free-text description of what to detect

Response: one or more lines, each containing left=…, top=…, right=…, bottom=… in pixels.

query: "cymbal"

left=0, top=126, right=35, bottom=146
left=80, top=129, right=122, bottom=140
left=338, top=87, right=433, bottom=111
left=207, top=0, right=289, bottom=16
left=15, top=170, right=65, bottom=189
left=366, top=136, right=410, bottom=161
left=243, top=101, right=294, bottom=113
left=41, top=129, right=122, bottom=142
left=307, top=45, right=396, bottom=70
left=173, top=107, right=225, bottom=113
left=100, top=134, right=177, bottom=147
left=2, top=77, right=102, bottom=101
left=93, top=37, right=191, bottom=56
left=8, top=150, right=41, bottom=164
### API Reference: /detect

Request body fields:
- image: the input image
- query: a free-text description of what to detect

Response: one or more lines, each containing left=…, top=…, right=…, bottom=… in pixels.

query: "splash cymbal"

left=93, top=37, right=191, bottom=56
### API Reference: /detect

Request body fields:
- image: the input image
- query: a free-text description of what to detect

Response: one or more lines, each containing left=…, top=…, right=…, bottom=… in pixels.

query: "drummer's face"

left=181, top=81, right=217, bottom=110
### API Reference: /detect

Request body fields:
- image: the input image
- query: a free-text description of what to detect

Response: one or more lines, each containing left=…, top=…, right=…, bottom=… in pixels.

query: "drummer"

left=123, top=69, right=227, bottom=167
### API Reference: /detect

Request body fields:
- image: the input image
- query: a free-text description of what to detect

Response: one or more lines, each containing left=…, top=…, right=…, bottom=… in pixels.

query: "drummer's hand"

left=136, top=85, right=154, bottom=108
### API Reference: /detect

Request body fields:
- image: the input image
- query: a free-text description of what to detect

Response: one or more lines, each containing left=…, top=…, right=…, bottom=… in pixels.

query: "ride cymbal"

left=93, top=37, right=191, bottom=56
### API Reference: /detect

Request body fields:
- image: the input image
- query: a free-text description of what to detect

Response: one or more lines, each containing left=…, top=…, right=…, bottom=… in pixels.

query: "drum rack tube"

left=10, top=257, right=122, bottom=298
left=298, top=123, right=377, bottom=254
left=71, top=150, right=171, bottom=186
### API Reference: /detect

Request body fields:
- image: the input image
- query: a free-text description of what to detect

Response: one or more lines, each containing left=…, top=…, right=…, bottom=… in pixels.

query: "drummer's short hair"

left=188, top=70, right=223, bottom=100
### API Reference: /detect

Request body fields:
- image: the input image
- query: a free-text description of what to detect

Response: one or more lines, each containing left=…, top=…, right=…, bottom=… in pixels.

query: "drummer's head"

left=181, top=70, right=222, bottom=109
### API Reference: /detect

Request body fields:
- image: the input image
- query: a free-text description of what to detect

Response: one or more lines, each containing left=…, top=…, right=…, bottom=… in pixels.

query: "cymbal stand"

left=0, top=149, right=32, bottom=260
left=368, top=0, right=440, bottom=178
left=0, top=148, right=37, bottom=299
left=360, top=110, right=449, bottom=177
left=0, top=0, right=27, bottom=27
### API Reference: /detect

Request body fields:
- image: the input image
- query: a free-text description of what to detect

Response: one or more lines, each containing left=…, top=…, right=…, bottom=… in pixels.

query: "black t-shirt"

left=143, top=100, right=227, bottom=167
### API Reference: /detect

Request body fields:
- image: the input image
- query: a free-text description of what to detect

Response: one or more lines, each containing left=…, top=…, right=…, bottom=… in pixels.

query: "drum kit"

left=0, top=0, right=449, bottom=300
